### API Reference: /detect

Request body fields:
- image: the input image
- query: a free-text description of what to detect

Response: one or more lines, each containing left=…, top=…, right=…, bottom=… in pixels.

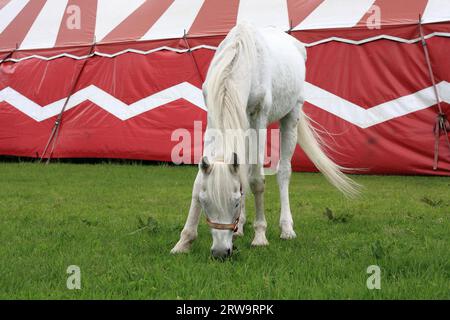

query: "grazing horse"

left=171, top=23, right=359, bottom=259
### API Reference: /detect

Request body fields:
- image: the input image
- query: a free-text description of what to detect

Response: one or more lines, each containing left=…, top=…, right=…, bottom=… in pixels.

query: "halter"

left=206, top=215, right=240, bottom=233
left=205, top=183, right=243, bottom=233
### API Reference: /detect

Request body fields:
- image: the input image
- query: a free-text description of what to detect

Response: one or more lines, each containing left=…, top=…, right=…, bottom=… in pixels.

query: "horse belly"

left=269, top=55, right=305, bottom=121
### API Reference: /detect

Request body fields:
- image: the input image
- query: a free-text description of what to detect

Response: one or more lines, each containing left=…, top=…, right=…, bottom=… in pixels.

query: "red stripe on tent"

left=0, top=0, right=46, bottom=51
left=295, top=103, right=450, bottom=175
left=304, top=38, right=433, bottom=109
left=357, top=0, right=428, bottom=27
left=47, top=100, right=207, bottom=163
left=286, top=0, right=324, bottom=29
left=0, top=0, right=11, bottom=11
left=188, top=0, right=240, bottom=37
left=55, top=0, right=97, bottom=47
left=0, top=102, right=56, bottom=158
left=101, top=0, right=174, bottom=44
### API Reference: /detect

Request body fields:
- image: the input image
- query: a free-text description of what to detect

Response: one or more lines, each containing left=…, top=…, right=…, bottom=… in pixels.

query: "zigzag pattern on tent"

left=0, top=82, right=206, bottom=121
left=0, top=81, right=449, bottom=128
left=305, top=81, right=450, bottom=128
left=2, top=32, right=450, bottom=63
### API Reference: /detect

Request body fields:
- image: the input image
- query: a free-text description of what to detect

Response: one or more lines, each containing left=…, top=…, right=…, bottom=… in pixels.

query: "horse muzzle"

left=211, top=247, right=232, bottom=259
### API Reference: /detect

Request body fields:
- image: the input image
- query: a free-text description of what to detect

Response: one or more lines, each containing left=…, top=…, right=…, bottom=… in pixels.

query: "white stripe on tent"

left=304, top=81, right=450, bottom=128
left=1, top=81, right=449, bottom=127
left=422, top=0, right=450, bottom=24
left=141, top=0, right=205, bottom=41
left=237, top=0, right=289, bottom=30
left=95, top=0, right=146, bottom=42
left=0, top=0, right=29, bottom=34
left=19, top=0, right=68, bottom=50
left=0, top=82, right=206, bottom=122
left=294, top=0, right=376, bottom=31
left=141, top=0, right=204, bottom=40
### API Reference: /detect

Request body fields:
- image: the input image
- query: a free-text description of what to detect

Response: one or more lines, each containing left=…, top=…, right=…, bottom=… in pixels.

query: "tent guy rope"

left=418, top=15, right=450, bottom=171
left=39, top=41, right=97, bottom=164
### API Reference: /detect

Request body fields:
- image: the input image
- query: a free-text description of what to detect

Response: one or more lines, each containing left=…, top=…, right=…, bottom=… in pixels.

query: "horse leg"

left=249, top=116, right=269, bottom=246
left=171, top=171, right=202, bottom=253
left=250, top=166, right=268, bottom=246
left=234, top=193, right=246, bottom=238
left=277, top=108, right=299, bottom=239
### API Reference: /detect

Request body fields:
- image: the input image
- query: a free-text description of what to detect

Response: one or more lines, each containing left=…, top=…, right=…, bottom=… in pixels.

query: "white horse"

left=171, top=23, right=359, bottom=259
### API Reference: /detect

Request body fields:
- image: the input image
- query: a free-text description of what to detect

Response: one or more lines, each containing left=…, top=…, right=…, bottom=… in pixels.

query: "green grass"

left=0, top=162, right=449, bottom=299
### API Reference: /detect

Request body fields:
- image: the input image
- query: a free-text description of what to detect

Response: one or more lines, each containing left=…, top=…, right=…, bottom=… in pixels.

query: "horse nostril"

left=227, top=248, right=231, bottom=256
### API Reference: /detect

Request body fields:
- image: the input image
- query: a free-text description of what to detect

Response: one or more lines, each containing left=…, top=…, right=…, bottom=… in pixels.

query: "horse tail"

left=297, top=109, right=361, bottom=198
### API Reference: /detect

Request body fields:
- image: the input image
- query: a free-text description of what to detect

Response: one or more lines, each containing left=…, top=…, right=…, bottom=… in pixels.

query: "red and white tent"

left=0, top=0, right=449, bottom=174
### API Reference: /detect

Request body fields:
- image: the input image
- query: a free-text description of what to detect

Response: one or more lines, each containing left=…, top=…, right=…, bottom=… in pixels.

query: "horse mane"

left=203, top=23, right=258, bottom=191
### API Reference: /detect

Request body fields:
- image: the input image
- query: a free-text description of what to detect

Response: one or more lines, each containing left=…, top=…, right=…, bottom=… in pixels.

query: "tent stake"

left=418, top=15, right=450, bottom=171
left=39, top=41, right=96, bottom=164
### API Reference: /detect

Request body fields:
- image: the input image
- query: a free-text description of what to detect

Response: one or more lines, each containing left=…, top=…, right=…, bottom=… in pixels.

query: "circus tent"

left=0, top=0, right=449, bottom=174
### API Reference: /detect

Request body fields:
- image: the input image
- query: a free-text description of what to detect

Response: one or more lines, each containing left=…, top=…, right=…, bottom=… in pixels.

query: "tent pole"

left=287, top=20, right=293, bottom=35
left=418, top=15, right=450, bottom=171
left=0, top=44, right=18, bottom=64
left=183, top=30, right=204, bottom=83
left=39, top=41, right=96, bottom=164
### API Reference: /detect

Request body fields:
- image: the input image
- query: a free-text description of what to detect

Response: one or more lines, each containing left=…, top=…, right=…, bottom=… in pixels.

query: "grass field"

left=0, top=162, right=449, bottom=299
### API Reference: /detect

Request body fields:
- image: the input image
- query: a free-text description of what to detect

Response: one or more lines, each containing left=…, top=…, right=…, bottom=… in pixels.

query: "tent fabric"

left=1, top=0, right=449, bottom=59
left=0, top=0, right=449, bottom=175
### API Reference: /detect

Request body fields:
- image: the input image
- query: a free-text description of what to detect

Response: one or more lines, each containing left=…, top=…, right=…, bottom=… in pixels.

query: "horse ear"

left=230, top=152, right=239, bottom=174
left=200, top=156, right=211, bottom=174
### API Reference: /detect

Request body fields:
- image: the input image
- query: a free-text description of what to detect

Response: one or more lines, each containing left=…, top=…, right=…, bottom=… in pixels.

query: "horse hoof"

left=280, top=229, right=297, bottom=240
left=170, top=244, right=190, bottom=254
left=251, top=237, right=269, bottom=247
